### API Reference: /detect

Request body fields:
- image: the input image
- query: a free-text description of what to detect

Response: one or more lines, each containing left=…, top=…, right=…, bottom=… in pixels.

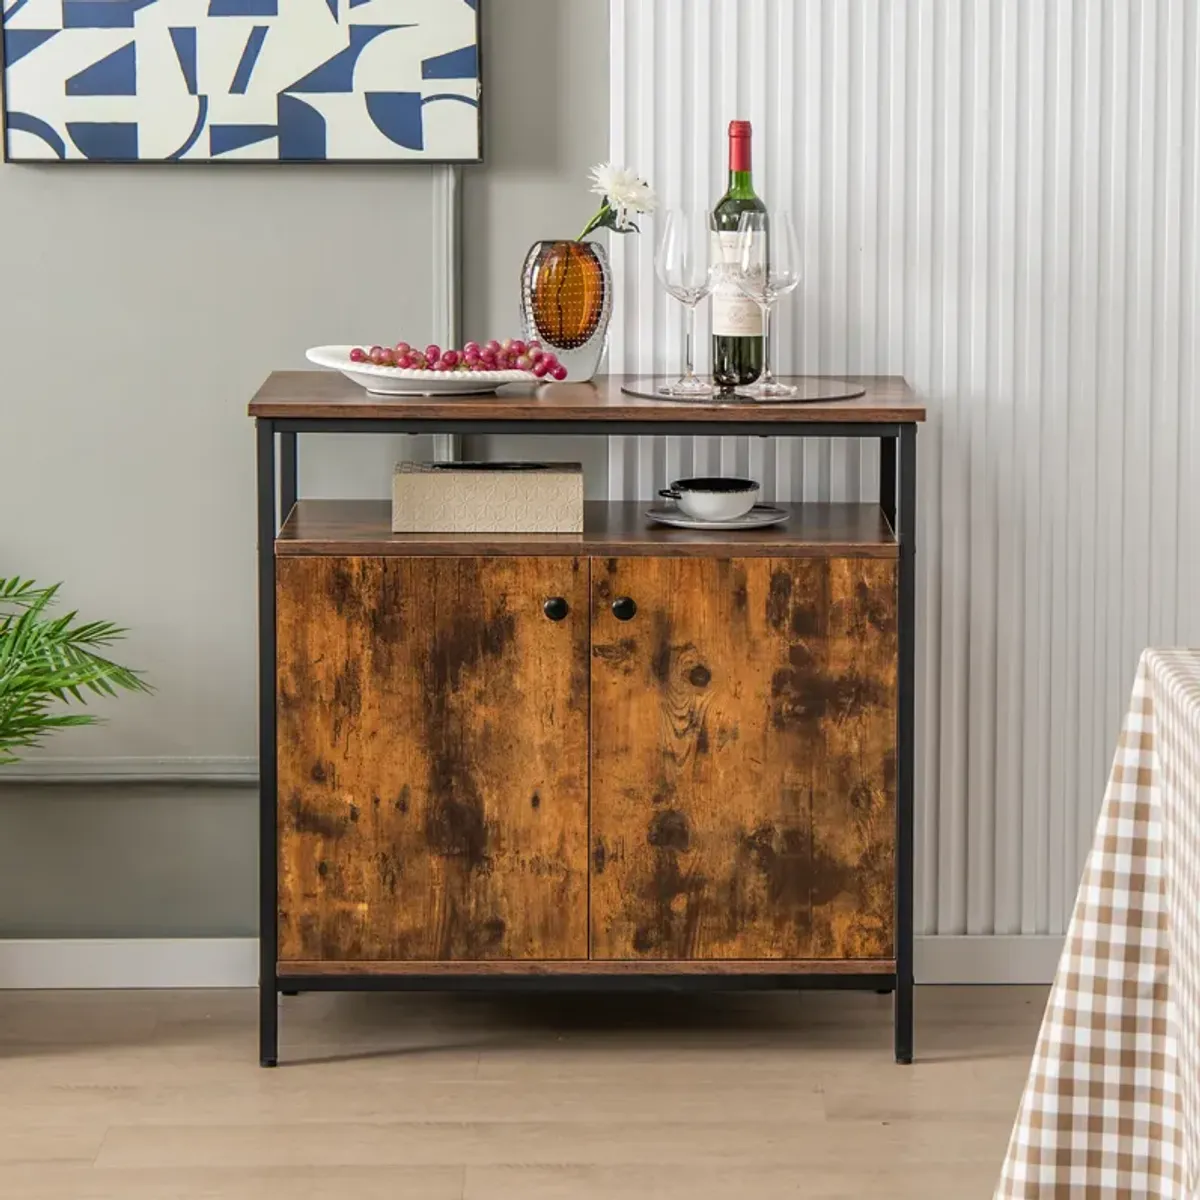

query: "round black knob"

left=543, top=596, right=569, bottom=622
left=611, top=596, right=638, bottom=622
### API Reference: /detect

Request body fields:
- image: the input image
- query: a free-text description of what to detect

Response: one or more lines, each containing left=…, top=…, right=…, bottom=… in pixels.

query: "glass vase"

left=520, top=240, right=612, bottom=382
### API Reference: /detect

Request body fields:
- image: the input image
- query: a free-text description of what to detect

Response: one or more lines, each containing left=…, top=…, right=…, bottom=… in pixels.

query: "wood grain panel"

left=276, top=501, right=898, bottom=559
left=276, top=556, right=589, bottom=962
left=279, top=959, right=896, bottom=977
left=590, top=557, right=897, bottom=961
left=249, top=372, right=925, bottom=423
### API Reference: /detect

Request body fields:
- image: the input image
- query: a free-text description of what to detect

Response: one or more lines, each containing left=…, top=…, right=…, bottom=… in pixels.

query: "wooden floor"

left=0, top=985, right=1045, bottom=1198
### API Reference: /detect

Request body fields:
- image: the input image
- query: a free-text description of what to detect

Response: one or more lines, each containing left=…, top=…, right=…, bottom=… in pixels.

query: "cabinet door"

left=590, top=557, right=896, bottom=961
left=277, top=556, right=589, bottom=962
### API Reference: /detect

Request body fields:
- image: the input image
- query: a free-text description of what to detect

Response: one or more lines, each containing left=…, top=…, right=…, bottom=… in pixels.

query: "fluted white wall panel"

left=608, top=0, right=1200, bottom=943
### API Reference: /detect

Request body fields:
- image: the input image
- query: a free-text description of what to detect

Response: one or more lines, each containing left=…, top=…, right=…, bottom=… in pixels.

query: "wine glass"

left=732, top=211, right=802, bottom=399
left=654, top=210, right=716, bottom=397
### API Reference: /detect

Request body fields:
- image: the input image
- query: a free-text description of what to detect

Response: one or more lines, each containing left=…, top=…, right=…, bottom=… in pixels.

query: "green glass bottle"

left=711, top=120, right=767, bottom=391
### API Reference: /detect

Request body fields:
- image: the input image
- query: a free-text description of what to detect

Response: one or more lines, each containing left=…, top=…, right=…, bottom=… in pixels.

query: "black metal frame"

left=255, top=417, right=918, bottom=1067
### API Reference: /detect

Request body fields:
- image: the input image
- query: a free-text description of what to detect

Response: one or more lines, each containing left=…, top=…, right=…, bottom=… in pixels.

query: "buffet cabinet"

left=250, top=373, right=923, bottom=1066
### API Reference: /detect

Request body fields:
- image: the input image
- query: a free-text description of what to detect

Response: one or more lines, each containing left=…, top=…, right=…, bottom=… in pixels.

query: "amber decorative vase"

left=521, top=240, right=613, bottom=382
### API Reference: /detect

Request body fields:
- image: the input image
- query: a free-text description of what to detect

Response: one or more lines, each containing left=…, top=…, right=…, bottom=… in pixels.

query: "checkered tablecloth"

left=997, top=649, right=1200, bottom=1199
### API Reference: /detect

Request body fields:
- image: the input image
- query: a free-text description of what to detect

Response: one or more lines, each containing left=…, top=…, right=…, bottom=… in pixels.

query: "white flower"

left=580, top=163, right=658, bottom=239
left=589, top=162, right=658, bottom=225
left=589, top=163, right=636, bottom=205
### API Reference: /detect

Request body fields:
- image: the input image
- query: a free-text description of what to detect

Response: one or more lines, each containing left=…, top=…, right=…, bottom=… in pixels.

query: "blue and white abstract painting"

left=1, top=0, right=482, bottom=161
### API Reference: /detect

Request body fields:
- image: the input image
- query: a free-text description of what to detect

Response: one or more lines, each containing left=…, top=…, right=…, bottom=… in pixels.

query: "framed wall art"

left=1, top=0, right=482, bottom=162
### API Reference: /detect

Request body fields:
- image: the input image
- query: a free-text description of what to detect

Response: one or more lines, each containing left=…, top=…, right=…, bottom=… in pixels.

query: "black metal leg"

left=879, top=436, right=897, bottom=531
left=894, top=423, right=917, bottom=1064
left=280, top=431, right=298, bottom=522
left=256, top=420, right=280, bottom=1069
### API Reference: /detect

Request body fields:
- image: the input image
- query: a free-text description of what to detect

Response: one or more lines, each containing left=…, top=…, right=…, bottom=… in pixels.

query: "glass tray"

left=619, top=377, right=868, bottom=404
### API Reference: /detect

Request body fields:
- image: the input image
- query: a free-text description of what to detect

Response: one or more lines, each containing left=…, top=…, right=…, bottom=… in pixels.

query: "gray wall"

left=462, top=0, right=610, bottom=489
left=0, top=786, right=257, bottom=938
left=0, top=0, right=610, bottom=938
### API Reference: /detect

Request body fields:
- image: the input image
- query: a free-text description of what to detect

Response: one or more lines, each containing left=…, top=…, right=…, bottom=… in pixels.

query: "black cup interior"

left=670, top=477, right=759, bottom=494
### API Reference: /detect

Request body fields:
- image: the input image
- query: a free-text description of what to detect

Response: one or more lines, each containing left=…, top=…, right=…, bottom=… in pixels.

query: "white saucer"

left=644, top=504, right=789, bottom=531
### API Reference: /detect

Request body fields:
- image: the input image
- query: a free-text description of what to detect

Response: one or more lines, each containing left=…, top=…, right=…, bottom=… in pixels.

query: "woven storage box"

left=392, top=461, right=584, bottom=533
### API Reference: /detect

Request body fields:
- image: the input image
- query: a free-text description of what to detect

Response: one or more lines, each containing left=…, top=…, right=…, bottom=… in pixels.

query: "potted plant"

left=0, top=577, right=150, bottom=764
left=520, top=163, right=658, bottom=382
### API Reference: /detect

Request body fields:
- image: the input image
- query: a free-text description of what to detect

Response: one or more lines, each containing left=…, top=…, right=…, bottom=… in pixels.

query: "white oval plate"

left=644, top=504, right=790, bottom=531
left=306, top=346, right=537, bottom=396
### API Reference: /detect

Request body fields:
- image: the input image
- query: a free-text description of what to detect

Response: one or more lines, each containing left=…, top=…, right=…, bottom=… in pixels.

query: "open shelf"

left=276, top=500, right=898, bottom=558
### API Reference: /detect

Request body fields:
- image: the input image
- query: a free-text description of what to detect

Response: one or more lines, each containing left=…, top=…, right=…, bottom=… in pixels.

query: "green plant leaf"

left=0, top=577, right=151, bottom=764
left=0, top=577, right=57, bottom=612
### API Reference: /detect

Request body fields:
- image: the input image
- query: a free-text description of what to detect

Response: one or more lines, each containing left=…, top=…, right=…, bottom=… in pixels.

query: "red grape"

left=516, top=355, right=533, bottom=371
left=394, top=341, right=411, bottom=356
left=528, top=349, right=544, bottom=366
left=532, top=361, right=550, bottom=379
left=442, top=349, right=460, bottom=367
left=464, top=341, right=481, bottom=357
left=397, top=354, right=415, bottom=369
left=485, top=339, right=502, bottom=355
left=501, top=338, right=515, bottom=352
left=369, top=347, right=387, bottom=365
left=551, top=364, right=568, bottom=381
left=511, top=339, right=527, bottom=356
left=528, top=340, right=542, bottom=353
left=349, top=347, right=367, bottom=363
left=425, top=345, right=441, bottom=365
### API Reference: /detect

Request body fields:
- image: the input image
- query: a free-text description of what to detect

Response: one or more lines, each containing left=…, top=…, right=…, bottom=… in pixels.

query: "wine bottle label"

left=712, top=291, right=764, bottom=337
left=710, top=231, right=764, bottom=337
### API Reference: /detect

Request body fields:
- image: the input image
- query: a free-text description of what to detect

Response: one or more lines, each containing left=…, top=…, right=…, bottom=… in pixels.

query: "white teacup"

left=658, top=477, right=761, bottom=522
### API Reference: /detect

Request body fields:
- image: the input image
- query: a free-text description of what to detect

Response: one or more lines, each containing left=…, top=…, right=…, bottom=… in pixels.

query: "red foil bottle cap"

left=729, top=120, right=752, bottom=171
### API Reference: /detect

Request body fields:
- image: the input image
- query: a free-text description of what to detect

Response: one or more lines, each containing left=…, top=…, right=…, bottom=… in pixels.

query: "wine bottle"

left=711, top=120, right=767, bottom=390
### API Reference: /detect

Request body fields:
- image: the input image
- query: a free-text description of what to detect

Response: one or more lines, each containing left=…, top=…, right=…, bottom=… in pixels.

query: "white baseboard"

left=914, top=935, right=1064, bottom=985
left=0, top=757, right=258, bottom=785
left=0, top=938, right=259, bottom=989
left=0, top=935, right=1063, bottom=989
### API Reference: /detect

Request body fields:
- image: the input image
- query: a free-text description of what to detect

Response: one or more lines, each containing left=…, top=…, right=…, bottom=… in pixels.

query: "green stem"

left=577, top=201, right=611, bottom=241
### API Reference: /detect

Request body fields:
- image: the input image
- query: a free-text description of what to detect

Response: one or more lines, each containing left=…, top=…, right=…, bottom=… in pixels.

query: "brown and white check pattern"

left=997, top=649, right=1200, bottom=1199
